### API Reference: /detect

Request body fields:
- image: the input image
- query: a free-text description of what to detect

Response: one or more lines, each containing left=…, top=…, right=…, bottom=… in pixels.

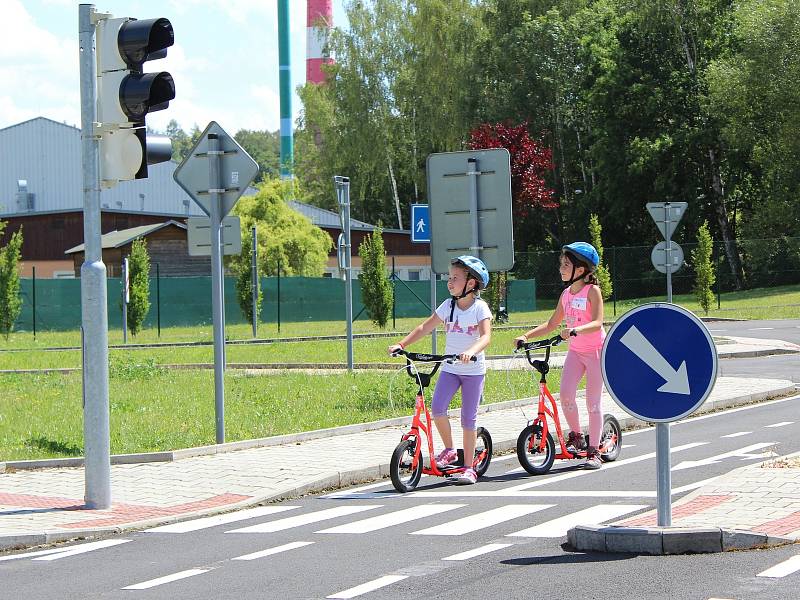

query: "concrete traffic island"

left=567, top=524, right=794, bottom=554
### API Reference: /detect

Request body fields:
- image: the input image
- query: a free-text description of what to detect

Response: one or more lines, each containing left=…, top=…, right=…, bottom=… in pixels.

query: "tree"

left=127, top=238, right=151, bottom=336
left=692, top=220, right=715, bottom=314
left=231, top=178, right=332, bottom=276
left=358, top=226, right=393, bottom=328
left=589, top=214, right=613, bottom=300
left=232, top=230, right=262, bottom=325
left=0, top=226, right=23, bottom=339
left=234, top=129, right=281, bottom=183
left=467, top=122, right=556, bottom=249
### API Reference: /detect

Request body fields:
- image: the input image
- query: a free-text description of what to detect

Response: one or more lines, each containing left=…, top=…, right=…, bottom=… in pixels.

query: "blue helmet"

left=451, top=255, right=490, bottom=290
left=562, top=242, right=600, bottom=268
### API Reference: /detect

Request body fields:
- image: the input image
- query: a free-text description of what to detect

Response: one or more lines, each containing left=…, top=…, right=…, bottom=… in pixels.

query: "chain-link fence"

left=512, top=236, right=800, bottom=315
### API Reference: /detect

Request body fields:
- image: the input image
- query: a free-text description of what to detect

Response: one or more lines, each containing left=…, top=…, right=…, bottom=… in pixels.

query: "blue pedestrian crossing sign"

left=601, top=303, right=718, bottom=423
left=411, top=204, right=430, bottom=243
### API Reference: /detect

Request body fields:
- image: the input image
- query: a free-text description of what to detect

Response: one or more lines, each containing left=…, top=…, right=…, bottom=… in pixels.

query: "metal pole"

left=715, top=242, right=721, bottom=310
left=391, top=256, right=396, bottom=330
left=430, top=267, right=437, bottom=353
left=335, top=176, right=354, bottom=371
left=277, top=257, right=281, bottom=334
left=121, top=257, right=128, bottom=344
left=208, top=133, right=226, bottom=444
left=277, top=0, right=293, bottom=179
left=665, top=204, right=673, bottom=303
left=656, top=422, right=672, bottom=526
left=156, top=263, right=161, bottom=337
left=612, top=246, right=617, bottom=317
left=32, top=265, right=36, bottom=339
left=251, top=225, right=258, bottom=338
left=467, top=158, right=480, bottom=255
left=79, top=3, right=110, bottom=509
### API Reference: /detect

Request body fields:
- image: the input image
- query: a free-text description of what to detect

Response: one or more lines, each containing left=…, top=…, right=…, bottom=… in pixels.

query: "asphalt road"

left=2, top=393, right=798, bottom=600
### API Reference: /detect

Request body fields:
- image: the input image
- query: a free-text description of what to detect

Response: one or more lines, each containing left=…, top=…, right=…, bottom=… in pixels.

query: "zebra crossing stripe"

left=327, top=575, right=409, bottom=599
left=757, top=555, right=800, bottom=578
left=442, top=543, right=513, bottom=561
left=410, top=504, right=553, bottom=536
left=122, top=569, right=209, bottom=590
left=507, top=504, right=648, bottom=538
left=232, top=541, right=315, bottom=561
left=226, top=505, right=382, bottom=533
left=316, top=504, right=465, bottom=534
left=145, top=505, right=299, bottom=533
left=32, top=539, right=131, bottom=561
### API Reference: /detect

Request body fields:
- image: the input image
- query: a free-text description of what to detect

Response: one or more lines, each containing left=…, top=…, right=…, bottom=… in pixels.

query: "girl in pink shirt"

left=514, top=242, right=606, bottom=469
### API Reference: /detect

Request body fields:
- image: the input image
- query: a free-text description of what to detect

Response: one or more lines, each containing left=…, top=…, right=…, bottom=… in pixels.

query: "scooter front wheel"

left=516, top=424, right=555, bottom=475
left=390, top=440, right=422, bottom=492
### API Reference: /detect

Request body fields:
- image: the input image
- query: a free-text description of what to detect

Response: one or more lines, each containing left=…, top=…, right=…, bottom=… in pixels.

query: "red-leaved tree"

left=467, top=122, right=557, bottom=218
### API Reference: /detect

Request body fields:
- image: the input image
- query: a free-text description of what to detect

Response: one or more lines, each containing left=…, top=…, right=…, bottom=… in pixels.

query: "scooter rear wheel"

left=474, top=427, right=493, bottom=477
left=390, top=440, right=422, bottom=492
left=516, top=424, right=555, bottom=475
left=600, top=414, right=622, bottom=462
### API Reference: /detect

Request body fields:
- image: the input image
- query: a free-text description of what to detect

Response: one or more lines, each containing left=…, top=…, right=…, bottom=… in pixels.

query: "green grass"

left=0, top=365, right=552, bottom=461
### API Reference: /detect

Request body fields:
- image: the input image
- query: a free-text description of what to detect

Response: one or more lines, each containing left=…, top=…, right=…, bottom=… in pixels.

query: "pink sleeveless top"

left=560, top=284, right=605, bottom=353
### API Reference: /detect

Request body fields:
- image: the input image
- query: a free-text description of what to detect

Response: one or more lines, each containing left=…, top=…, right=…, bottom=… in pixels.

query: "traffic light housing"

left=96, top=16, right=176, bottom=186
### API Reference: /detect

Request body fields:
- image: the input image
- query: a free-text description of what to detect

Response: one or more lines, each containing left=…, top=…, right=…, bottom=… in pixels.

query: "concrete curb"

left=566, top=524, right=794, bottom=554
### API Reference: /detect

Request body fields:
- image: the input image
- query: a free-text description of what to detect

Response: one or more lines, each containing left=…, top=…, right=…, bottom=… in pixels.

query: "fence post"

left=391, top=256, right=396, bottom=330
left=612, top=245, right=617, bottom=317
left=32, top=265, right=36, bottom=339
left=277, top=257, right=281, bottom=334
left=156, top=263, right=161, bottom=338
left=715, top=241, right=721, bottom=310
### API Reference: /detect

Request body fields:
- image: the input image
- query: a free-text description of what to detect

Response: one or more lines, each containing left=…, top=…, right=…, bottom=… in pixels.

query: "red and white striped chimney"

left=306, top=0, right=333, bottom=84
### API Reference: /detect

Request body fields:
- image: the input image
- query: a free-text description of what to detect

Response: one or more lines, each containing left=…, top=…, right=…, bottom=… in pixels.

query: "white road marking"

left=672, top=442, right=775, bottom=471
left=757, top=555, right=800, bottom=578
left=226, top=505, right=381, bottom=533
left=316, top=504, right=464, bottom=534
left=410, top=490, right=656, bottom=498
left=504, top=442, right=707, bottom=491
left=442, top=543, right=513, bottom=561
left=721, top=431, right=751, bottom=438
left=145, top=505, right=298, bottom=533
left=507, top=504, right=648, bottom=538
left=765, top=421, right=794, bottom=428
left=322, top=481, right=402, bottom=499
left=622, top=444, right=636, bottom=448
left=0, top=547, right=82, bottom=562
left=327, top=575, right=409, bottom=599
left=749, top=327, right=775, bottom=330
left=32, top=539, right=131, bottom=561
left=122, top=568, right=209, bottom=590
left=410, top=504, right=553, bottom=536
left=232, top=541, right=314, bottom=561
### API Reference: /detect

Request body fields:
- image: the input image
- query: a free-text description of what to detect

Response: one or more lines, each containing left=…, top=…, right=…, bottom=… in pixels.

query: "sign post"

left=334, top=176, right=354, bottom=371
left=646, top=202, right=688, bottom=302
left=411, top=204, right=437, bottom=352
left=174, top=122, right=258, bottom=444
left=121, top=257, right=129, bottom=344
left=602, top=303, right=718, bottom=526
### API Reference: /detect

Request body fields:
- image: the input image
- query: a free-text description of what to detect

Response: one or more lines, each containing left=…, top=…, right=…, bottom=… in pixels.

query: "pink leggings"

left=560, top=349, right=604, bottom=447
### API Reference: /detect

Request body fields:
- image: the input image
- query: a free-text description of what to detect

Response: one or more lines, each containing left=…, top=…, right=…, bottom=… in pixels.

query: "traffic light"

left=96, top=16, right=176, bottom=186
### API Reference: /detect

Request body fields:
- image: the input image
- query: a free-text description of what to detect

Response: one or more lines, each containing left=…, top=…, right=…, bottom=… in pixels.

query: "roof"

left=64, top=220, right=187, bottom=255
left=287, top=200, right=409, bottom=234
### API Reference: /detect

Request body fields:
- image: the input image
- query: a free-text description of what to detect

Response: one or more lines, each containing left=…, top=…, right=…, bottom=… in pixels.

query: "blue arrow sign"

left=411, top=204, right=430, bottom=243
left=601, top=303, right=718, bottom=422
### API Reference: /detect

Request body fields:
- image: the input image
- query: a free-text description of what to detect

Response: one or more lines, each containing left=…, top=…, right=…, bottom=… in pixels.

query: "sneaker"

left=584, top=447, right=602, bottom=470
left=435, top=448, right=458, bottom=469
left=456, top=467, right=477, bottom=485
left=566, top=431, right=586, bottom=454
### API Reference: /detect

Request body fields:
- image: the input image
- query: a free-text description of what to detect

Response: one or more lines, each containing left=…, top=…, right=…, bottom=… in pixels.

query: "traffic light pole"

left=78, top=4, right=111, bottom=509
left=208, top=133, right=226, bottom=443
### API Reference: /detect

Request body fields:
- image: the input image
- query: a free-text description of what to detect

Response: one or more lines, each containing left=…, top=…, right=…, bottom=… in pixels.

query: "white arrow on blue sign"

left=601, top=303, right=718, bottom=423
left=411, top=204, right=430, bottom=243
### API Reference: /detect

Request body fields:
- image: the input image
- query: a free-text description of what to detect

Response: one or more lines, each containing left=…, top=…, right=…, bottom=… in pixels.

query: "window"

left=407, top=270, right=420, bottom=281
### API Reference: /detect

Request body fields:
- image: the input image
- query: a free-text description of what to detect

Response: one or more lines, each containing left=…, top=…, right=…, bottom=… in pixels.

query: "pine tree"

left=692, top=221, right=716, bottom=314
left=589, top=214, right=613, bottom=300
left=0, top=226, right=23, bottom=339
left=127, top=239, right=151, bottom=336
left=358, top=226, right=393, bottom=329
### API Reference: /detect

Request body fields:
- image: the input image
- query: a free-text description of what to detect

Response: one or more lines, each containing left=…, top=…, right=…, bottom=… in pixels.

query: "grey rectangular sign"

left=427, top=148, right=514, bottom=274
left=187, top=216, right=242, bottom=256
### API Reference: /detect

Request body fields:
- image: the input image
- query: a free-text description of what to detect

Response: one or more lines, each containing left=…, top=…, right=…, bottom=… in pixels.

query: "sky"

left=0, top=0, right=347, bottom=134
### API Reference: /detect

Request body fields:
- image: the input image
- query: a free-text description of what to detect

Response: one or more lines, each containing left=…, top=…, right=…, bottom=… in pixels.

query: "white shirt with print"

left=434, top=298, right=492, bottom=375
